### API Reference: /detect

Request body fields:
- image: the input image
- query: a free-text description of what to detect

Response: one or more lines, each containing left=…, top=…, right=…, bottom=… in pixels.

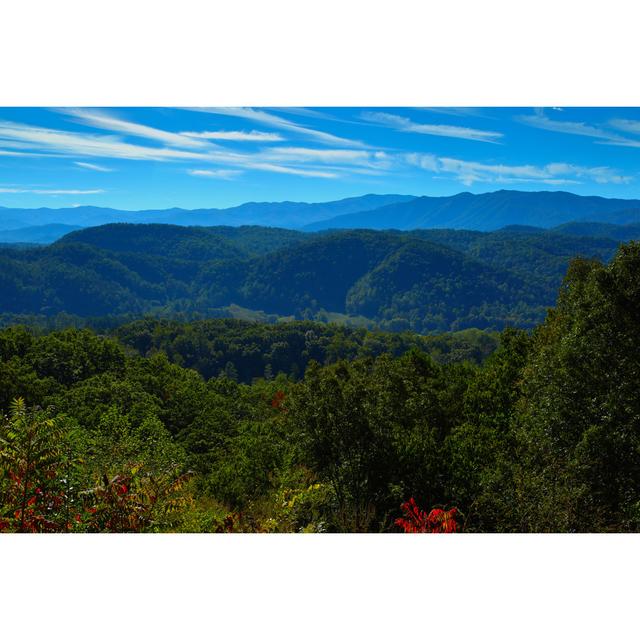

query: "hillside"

left=0, top=222, right=626, bottom=332
left=551, top=220, right=640, bottom=242
left=3, top=235, right=640, bottom=535
left=404, top=228, right=620, bottom=289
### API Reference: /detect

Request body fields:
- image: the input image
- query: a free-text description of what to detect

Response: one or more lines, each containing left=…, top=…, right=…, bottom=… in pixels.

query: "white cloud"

left=0, top=120, right=348, bottom=180
left=74, top=161, right=114, bottom=172
left=246, top=163, right=339, bottom=178
left=518, top=112, right=616, bottom=139
left=407, top=153, right=632, bottom=186
left=181, top=130, right=284, bottom=142
left=0, top=142, right=55, bottom=157
left=0, top=120, right=213, bottom=161
left=259, top=146, right=391, bottom=169
left=362, top=111, right=503, bottom=143
left=0, top=148, right=39, bottom=156
left=187, top=169, right=243, bottom=180
left=611, top=119, right=640, bottom=133
left=0, top=187, right=105, bottom=194
left=517, top=110, right=640, bottom=148
left=608, top=119, right=640, bottom=143
left=63, top=109, right=209, bottom=148
left=191, top=107, right=366, bottom=147
left=3, top=113, right=634, bottom=188
left=404, top=152, right=439, bottom=172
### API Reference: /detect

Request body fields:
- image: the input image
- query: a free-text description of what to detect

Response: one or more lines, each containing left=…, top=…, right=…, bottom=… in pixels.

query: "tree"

left=0, top=399, right=75, bottom=532
left=516, top=245, right=640, bottom=531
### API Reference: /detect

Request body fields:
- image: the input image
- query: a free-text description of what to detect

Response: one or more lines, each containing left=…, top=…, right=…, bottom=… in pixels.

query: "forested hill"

left=2, top=240, right=640, bottom=533
left=0, top=221, right=630, bottom=332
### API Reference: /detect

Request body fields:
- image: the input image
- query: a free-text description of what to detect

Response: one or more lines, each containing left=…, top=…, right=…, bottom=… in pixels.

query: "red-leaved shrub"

left=395, top=498, right=460, bottom=533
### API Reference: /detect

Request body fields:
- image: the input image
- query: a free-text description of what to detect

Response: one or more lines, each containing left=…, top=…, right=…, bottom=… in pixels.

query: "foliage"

left=395, top=498, right=460, bottom=533
left=1, top=240, right=639, bottom=532
left=80, top=464, right=194, bottom=533
left=0, top=399, right=76, bottom=532
left=0, top=223, right=622, bottom=331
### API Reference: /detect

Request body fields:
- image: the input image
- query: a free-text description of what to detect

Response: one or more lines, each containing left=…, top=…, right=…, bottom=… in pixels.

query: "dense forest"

left=0, top=221, right=629, bottom=332
left=2, top=240, right=639, bottom=532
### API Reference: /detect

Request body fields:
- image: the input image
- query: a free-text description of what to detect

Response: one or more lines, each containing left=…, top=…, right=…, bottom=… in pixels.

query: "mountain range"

left=4, top=190, right=640, bottom=243
left=303, top=190, right=640, bottom=231
left=0, top=194, right=414, bottom=236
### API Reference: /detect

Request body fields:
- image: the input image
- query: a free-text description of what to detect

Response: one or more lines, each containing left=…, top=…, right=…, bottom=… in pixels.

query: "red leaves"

left=271, top=390, right=286, bottom=410
left=395, top=498, right=460, bottom=533
left=426, top=507, right=459, bottom=533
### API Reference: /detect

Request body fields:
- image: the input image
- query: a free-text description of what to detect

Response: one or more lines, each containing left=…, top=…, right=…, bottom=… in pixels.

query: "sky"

left=1, top=107, right=640, bottom=210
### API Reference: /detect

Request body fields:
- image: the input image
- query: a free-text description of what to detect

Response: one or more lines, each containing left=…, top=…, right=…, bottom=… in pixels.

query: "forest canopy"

left=2, top=241, right=640, bottom=532
left=0, top=223, right=623, bottom=332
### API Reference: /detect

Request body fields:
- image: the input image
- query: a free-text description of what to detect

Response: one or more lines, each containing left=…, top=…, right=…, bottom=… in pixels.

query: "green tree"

left=517, top=245, right=640, bottom=531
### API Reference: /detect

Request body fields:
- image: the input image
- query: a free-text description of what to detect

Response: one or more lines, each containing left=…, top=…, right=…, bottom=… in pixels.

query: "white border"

left=1, top=0, right=640, bottom=106
left=1, top=533, right=638, bottom=639
left=1, top=1, right=639, bottom=637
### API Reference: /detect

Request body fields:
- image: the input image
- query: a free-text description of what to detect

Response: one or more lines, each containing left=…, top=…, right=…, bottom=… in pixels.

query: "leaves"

left=395, top=498, right=461, bottom=533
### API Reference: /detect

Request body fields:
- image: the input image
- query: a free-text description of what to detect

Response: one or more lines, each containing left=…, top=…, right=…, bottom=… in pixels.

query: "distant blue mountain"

left=4, top=190, right=640, bottom=235
left=0, top=194, right=415, bottom=231
left=303, top=190, right=640, bottom=231
left=0, top=224, right=82, bottom=244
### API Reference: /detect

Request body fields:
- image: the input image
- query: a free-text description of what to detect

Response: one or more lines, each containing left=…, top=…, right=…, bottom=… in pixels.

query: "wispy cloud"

left=0, top=148, right=42, bottom=157
left=362, top=111, right=504, bottom=143
left=181, top=130, right=284, bottom=142
left=74, top=161, right=114, bottom=172
left=518, top=111, right=617, bottom=140
left=406, top=153, right=633, bottom=186
left=187, top=168, right=243, bottom=180
left=258, top=146, right=391, bottom=169
left=63, top=109, right=209, bottom=148
left=517, top=109, right=640, bottom=148
left=0, top=120, right=353, bottom=180
left=191, top=107, right=366, bottom=147
left=4, top=111, right=635, bottom=190
left=0, top=141, right=57, bottom=157
left=245, top=163, right=339, bottom=178
left=0, top=187, right=105, bottom=194
left=608, top=119, right=640, bottom=145
left=0, top=120, right=212, bottom=161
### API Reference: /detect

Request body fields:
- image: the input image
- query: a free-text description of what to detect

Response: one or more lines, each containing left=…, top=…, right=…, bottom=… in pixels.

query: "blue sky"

left=1, top=107, right=640, bottom=209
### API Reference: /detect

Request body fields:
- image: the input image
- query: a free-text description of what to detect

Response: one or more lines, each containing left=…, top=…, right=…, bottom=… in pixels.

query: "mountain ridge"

left=303, top=190, right=640, bottom=231
left=0, top=193, right=416, bottom=231
left=4, top=190, right=640, bottom=235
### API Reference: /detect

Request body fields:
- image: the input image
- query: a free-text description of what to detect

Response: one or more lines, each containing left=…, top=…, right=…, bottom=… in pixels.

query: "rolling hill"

left=0, top=221, right=628, bottom=332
